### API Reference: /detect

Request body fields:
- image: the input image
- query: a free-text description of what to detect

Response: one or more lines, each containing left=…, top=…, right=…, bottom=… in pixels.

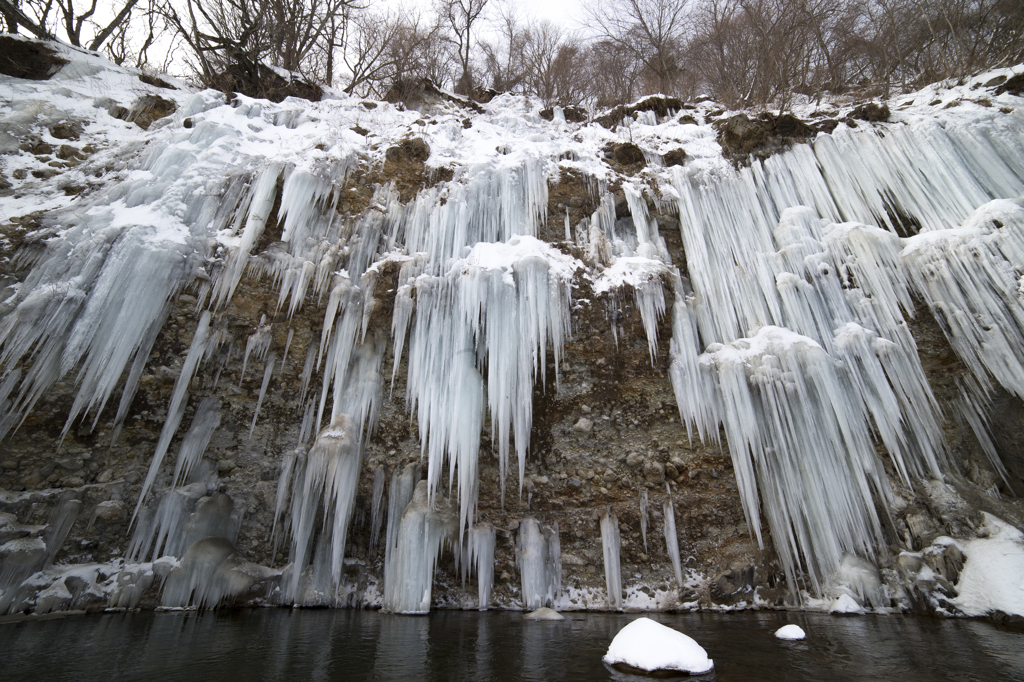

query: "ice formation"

left=381, top=480, right=456, bottom=614
left=3, top=41, right=1024, bottom=615
left=460, top=522, right=496, bottom=610
left=663, top=487, right=683, bottom=588
left=600, top=510, right=622, bottom=610
left=517, top=517, right=561, bottom=610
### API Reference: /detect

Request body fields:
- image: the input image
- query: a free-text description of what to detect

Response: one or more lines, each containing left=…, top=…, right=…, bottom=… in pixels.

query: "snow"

left=602, top=617, right=714, bottom=675
left=775, top=624, right=806, bottom=640
left=953, top=513, right=1024, bottom=618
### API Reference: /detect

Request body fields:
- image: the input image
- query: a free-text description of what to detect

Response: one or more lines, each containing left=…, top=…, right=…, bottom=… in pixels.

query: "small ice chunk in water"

left=775, top=624, right=806, bottom=640
left=602, top=617, right=714, bottom=674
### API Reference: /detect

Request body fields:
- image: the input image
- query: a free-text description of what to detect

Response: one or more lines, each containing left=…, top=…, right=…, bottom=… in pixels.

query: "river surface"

left=1, top=609, right=1022, bottom=681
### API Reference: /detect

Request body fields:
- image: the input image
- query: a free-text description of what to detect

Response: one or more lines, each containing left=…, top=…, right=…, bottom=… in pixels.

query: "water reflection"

left=1, top=609, right=1021, bottom=681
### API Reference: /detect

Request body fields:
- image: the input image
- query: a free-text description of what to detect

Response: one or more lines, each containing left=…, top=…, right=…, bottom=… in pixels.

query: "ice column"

left=382, top=480, right=457, bottom=614
left=462, top=523, right=496, bottom=610
left=516, top=517, right=561, bottom=610
left=600, top=510, right=622, bottom=610
left=279, top=416, right=363, bottom=604
left=663, top=486, right=683, bottom=588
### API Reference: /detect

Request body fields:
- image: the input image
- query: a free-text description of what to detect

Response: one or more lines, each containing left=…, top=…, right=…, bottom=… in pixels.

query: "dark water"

left=1, top=609, right=1022, bottom=681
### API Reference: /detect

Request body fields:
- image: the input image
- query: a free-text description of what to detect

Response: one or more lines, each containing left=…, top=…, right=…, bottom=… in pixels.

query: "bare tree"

left=480, top=0, right=528, bottom=92
left=332, top=9, right=443, bottom=97
left=437, top=0, right=488, bottom=94
left=523, top=21, right=587, bottom=105
left=1, top=0, right=143, bottom=51
left=585, top=0, right=691, bottom=97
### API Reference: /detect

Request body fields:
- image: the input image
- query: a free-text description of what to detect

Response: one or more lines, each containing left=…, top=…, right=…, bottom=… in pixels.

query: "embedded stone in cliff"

left=385, top=137, right=430, bottom=166
left=121, top=94, right=177, bottom=130
left=851, top=102, right=890, bottom=122
left=996, top=73, right=1024, bottom=96
left=0, top=36, right=68, bottom=80
left=594, top=95, right=686, bottom=128
left=605, top=142, right=645, bottom=167
left=662, top=148, right=687, bottom=167
left=49, top=120, right=82, bottom=141
left=603, top=617, right=714, bottom=675
left=539, top=106, right=587, bottom=123
left=138, top=73, right=175, bottom=90
left=208, top=61, right=323, bottom=103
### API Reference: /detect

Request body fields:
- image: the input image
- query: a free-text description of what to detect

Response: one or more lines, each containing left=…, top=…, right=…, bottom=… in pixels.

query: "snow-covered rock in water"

left=952, top=513, right=1024, bottom=618
left=524, top=606, right=565, bottom=618
left=524, top=606, right=564, bottom=620
left=602, top=617, right=714, bottom=675
left=829, top=594, right=864, bottom=614
left=775, top=624, right=806, bottom=640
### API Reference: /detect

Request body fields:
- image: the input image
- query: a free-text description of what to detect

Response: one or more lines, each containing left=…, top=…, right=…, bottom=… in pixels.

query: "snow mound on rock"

left=524, top=606, right=564, bottom=620
left=602, top=617, right=714, bottom=674
left=953, top=513, right=1024, bottom=618
left=829, top=594, right=864, bottom=614
left=775, top=624, right=806, bottom=640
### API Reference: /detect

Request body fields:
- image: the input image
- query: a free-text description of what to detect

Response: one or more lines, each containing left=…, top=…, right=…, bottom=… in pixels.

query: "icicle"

left=383, top=462, right=421, bottom=598
left=280, top=328, right=294, bottom=375
left=133, top=311, right=212, bottom=525
left=516, top=517, right=560, bottom=610
left=211, top=163, right=284, bottom=309
left=381, top=480, right=456, bottom=614
left=43, top=496, right=81, bottom=568
left=297, top=399, right=315, bottom=445
left=239, top=316, right=272, bottom=388
left=172, top=396, right=221, bottom=488
left=369, top=465, right=386, bottom=554
left=277, top=416, right=365, bottom=604
left=249, top=353, right=276, bottom=439
left=161, top=535, right=269, bottom=609
left=639, top=489, right=648, bottom=553
left=600, top=510, right=622, bottom=610
left=903, top=198, right=1024, bottom=399
left=663, top=484, right=683, bottom=588
left=468, top=523, right=496, bottom=610
left=405, top=236, right=578, bottom=528
left=299, top=343, right=316, bottom=406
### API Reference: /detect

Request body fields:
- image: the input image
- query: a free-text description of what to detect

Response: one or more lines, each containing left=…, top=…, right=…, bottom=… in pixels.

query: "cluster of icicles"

left=3, top=90, right=1024, bottom=611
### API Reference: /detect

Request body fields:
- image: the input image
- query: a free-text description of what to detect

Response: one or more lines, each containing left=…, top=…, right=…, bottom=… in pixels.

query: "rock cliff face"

left=2, top=37, right=1024, bottom=621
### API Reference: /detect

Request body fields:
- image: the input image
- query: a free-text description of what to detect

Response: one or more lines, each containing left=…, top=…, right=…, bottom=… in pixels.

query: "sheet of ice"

left=602, top=617, right=714, bottom=674
left=775, top=624, right=806, bottom=640
left=952, top=513, right=1024, bottom=618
